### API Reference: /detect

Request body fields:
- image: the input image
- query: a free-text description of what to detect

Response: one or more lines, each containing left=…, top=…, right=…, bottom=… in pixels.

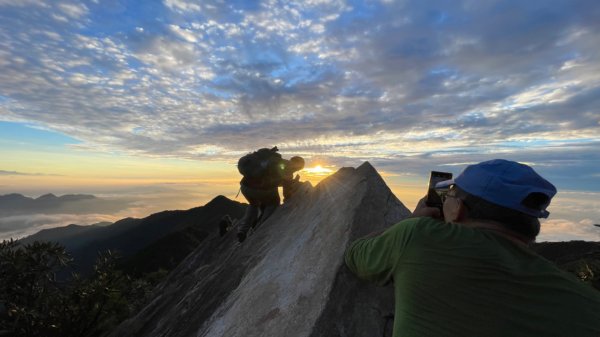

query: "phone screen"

left=428, top=171, right=453, bottom=190
left=426, top=171, right=453, bottom=208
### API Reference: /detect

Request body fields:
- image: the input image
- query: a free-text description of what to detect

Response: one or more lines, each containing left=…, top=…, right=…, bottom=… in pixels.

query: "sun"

left=297, top=164, right=335, bottom=186
left=304, top=165, right=333, bottom=175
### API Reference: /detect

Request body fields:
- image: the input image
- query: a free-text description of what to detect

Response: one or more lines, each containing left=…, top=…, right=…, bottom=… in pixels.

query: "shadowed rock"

left=108, top=162, right=411, bottom=337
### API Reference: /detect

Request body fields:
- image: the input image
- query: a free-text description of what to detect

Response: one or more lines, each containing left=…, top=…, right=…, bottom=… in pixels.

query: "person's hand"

left=411, top=196, right=442, bottom=219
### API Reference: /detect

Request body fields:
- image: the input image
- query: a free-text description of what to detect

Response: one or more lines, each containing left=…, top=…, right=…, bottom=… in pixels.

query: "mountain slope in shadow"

left=20, top=195, right=247, bottom=276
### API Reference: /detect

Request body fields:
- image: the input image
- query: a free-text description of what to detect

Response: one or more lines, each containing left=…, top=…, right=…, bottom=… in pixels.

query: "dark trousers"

left=237, top=184, right=280, bottom=234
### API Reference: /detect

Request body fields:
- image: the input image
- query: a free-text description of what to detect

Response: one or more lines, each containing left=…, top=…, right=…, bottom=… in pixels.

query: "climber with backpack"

left=236, top=146, right=305, bottom=243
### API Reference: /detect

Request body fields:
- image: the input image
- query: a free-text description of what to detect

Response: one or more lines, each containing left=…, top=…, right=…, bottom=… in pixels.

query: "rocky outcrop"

left=109, top=162, right=411, bottom=337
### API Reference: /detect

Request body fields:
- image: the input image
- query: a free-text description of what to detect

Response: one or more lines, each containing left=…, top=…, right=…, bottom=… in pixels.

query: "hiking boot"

left=237, top=231, right=247, bottom=243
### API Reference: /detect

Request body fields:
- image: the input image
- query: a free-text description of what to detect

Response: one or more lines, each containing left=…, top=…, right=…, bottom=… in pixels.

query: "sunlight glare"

left=304, top=165, right=333, bottom=175
left=299, top=164, right=335, bottom=186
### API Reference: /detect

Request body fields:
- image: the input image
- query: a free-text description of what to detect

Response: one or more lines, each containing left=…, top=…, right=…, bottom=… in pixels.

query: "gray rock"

left=108, top=162, right=411, bottom=337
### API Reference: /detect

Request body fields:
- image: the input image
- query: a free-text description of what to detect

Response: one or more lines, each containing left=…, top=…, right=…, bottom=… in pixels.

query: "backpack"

left=237, top=147, right=282, bottom=179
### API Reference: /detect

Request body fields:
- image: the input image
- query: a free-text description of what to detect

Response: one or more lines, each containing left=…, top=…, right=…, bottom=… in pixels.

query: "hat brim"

left=435, top=179, right=454, bottom=189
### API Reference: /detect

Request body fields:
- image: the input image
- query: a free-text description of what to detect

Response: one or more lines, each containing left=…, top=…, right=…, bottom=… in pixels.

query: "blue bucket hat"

left=435, top=159, right=557, bottom=218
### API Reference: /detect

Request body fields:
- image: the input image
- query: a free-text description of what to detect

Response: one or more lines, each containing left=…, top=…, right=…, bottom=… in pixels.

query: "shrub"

left=0, top=240, right=156, bottom=337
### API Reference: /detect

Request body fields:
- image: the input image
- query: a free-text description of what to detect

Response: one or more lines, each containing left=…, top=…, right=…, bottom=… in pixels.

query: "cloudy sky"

left=0, top=0, right=599, bottom=241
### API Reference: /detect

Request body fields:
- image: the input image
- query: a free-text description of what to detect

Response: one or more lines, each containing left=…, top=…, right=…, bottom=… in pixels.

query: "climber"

left=345, top=159, right=600, bottom=336
left=219, top=214, right=237, bottom=237
left=236, top=146, right=305, bottom=243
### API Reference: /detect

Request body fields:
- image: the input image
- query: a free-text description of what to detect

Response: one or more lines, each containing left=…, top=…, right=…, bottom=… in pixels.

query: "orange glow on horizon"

left=299, top=164, right=335, bottom=186
left=303, top=165, right=333, bottom=175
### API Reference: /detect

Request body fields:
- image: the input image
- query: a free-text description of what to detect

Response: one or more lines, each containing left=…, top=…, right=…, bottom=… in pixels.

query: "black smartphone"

left=425, top=171, right=453, bottom=209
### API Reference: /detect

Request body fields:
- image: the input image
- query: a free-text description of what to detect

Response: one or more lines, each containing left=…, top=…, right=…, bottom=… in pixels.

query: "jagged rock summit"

left=109, top=162, right=411, bottom=337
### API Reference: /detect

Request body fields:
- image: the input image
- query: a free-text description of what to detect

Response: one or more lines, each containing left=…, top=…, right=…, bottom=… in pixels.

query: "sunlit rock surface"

left=109, top=162, right=411, bottom=337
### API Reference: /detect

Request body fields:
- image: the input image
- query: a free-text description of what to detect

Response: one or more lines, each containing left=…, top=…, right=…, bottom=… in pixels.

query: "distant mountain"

left=21, top=222, right=111, bottom=247
left=0, top=193, right=30, bottom=206
left=0, top=193, right=131, bottom=216
left=20, top=195, right=247, bottom=276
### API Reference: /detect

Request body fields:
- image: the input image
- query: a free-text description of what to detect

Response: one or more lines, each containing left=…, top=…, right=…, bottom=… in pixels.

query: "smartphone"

left=425, top=171, right=453, bottom=209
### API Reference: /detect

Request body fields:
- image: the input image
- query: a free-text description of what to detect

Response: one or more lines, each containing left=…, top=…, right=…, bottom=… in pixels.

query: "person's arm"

left=345, top=219, right=418, bottom=285
left=280, top=159, right=295, bottom=183
left=279, top=160, right=300, bottom=202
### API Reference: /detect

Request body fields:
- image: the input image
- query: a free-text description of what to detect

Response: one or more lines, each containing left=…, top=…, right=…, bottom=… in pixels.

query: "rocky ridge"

left=109, top=162, right=411, bottom=337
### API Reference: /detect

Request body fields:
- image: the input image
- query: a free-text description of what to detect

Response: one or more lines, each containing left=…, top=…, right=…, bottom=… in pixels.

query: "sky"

left=0, top=0, right=599, bottom=241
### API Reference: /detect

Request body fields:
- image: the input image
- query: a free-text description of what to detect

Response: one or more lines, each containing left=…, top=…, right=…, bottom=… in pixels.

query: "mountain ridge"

left=20, top=195, right=248, bottom=276
left=0, top=192, right=131, bottom=217
left=109, top=162, right=412, bottom=337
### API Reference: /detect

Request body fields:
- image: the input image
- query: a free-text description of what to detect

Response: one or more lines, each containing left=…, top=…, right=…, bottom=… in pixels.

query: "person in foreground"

left=345, top=159, right=600, bottom=337
left=236, top=146, right=305, bottom=243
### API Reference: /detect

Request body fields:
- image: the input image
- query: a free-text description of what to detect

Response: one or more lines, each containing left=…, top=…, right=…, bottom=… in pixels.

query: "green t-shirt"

left=345, top=217, right=600, bottom=337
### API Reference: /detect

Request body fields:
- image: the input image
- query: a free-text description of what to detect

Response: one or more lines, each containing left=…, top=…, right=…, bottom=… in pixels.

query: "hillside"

left=532, top=241, right=600, bottom=290
left=20, top=195, right=247, bottom=276
left=122, top=224, right=211, bottom=276
left=19, top=222, right=108, bottom=246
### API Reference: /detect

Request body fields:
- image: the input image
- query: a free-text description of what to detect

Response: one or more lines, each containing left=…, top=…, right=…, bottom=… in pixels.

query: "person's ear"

left=444, top=198, right=467, bottom=223
left=454, top=200, right=468, bottom=222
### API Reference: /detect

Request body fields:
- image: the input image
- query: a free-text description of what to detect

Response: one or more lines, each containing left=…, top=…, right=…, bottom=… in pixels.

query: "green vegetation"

left=0, top=240, right=162, bottom=337
left=566, top=259, right=600, bottom=290
left=1, top=237, right=597, bottom=337
left=532, top=241, right=600, bottom=292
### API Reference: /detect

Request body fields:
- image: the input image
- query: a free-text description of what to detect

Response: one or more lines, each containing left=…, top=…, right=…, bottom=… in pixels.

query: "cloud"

left=535, top=190, right=600, bottom=241
left=0, top=170, right=61, bottom=176
left=0, top=0, right=599, bottom=191
left=58, top=3, right=88, bottom=19
left=0, top=213, right=118, bottom=241
left=0, top=170, right=32, bottom=176
left=537, top=218, right=600, bottom=242
left=163, top=0, right=201, bottom=13
left=0, top=0, right=48, bottom=7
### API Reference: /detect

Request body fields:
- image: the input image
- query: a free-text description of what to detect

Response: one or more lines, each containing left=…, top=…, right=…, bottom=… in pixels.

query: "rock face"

left=109, top=162, right=411, bottom=337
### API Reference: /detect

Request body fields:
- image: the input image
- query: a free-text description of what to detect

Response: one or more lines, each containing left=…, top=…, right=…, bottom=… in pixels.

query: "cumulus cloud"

left=0, top=0, right=599, bottom=186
